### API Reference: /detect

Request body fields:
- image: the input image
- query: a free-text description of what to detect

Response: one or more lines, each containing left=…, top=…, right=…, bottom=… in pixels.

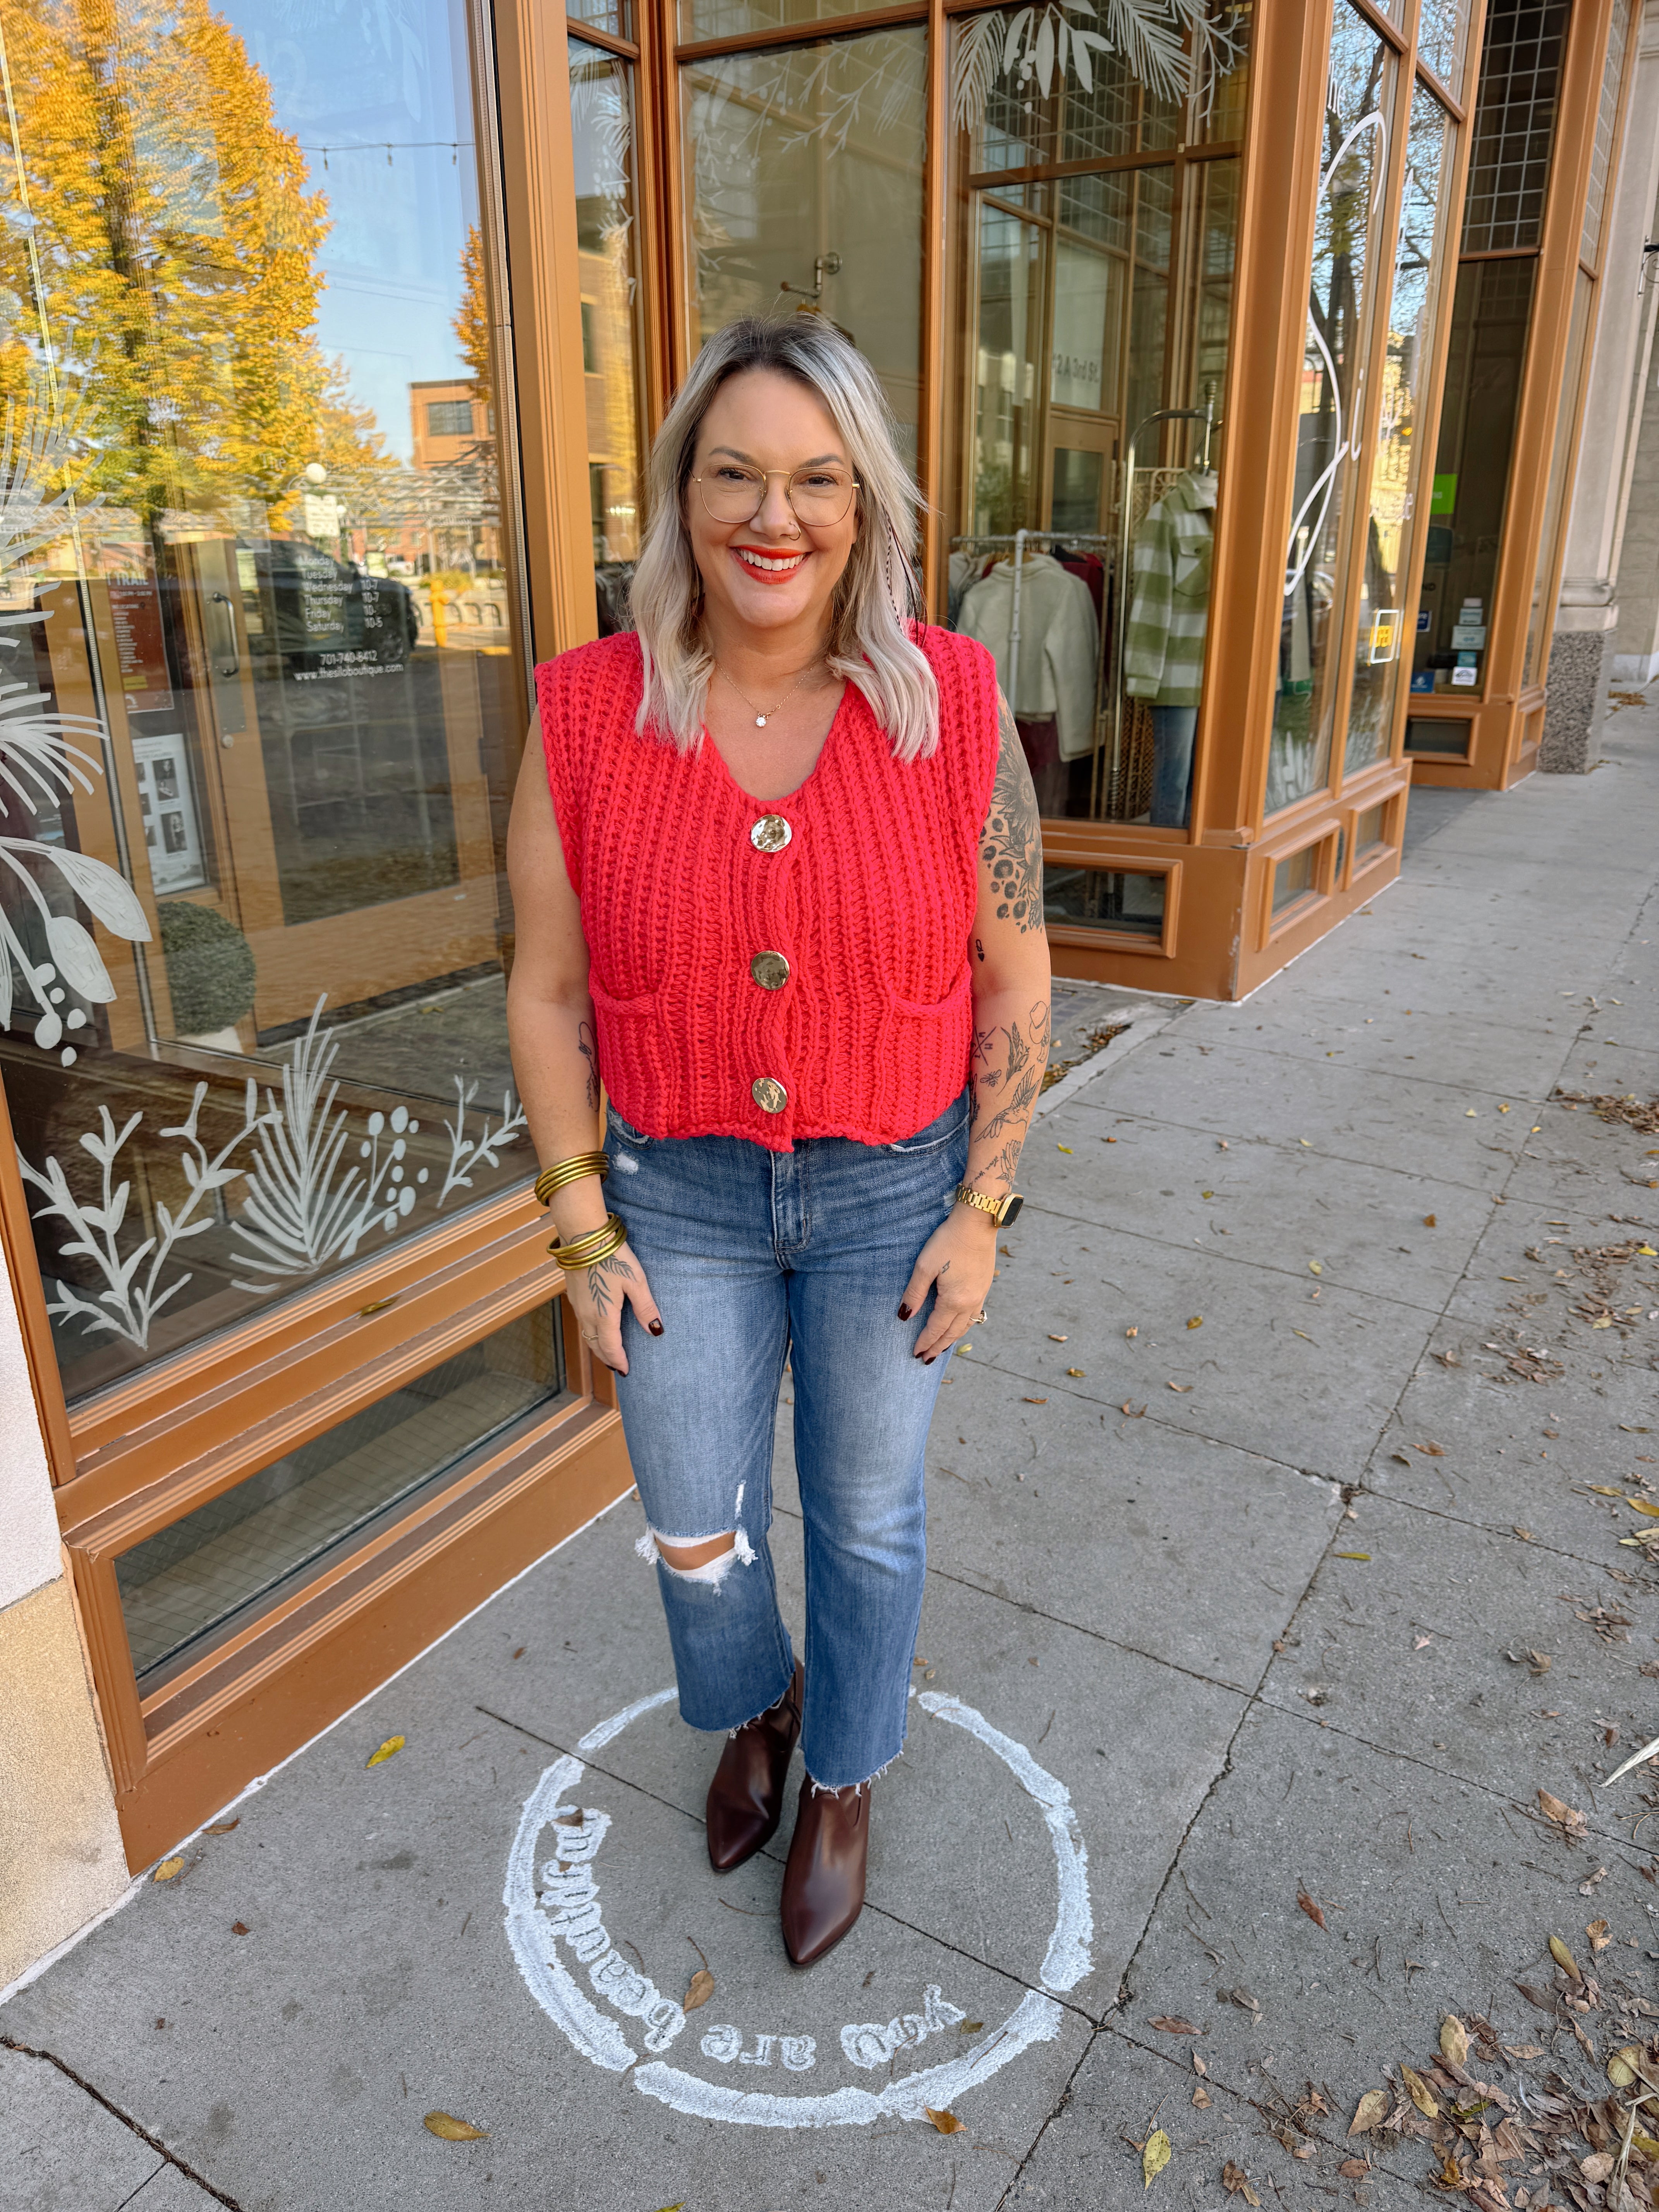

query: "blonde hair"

left=629, top=314, right=939, bottom=761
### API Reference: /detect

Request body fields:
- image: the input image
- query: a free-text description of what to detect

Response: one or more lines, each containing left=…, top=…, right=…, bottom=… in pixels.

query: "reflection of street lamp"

left=301, top=461, right=327, bottom=486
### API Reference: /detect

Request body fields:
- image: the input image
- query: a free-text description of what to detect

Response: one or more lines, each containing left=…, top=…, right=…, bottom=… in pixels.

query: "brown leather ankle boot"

left=780, top=1774, right=869, bottom=1966
left=705, top=1659, right=804, bottom=1872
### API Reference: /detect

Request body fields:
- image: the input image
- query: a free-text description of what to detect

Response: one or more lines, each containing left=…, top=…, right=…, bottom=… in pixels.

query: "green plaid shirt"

left=1123, top=472, right=1217, bottom=707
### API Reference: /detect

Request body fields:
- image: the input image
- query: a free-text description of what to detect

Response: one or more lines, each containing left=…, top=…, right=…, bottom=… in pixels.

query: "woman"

left=506, top=314, right=1049, bottom=1966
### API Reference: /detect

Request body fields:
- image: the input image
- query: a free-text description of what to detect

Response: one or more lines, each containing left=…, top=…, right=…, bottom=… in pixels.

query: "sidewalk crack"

left=0, top=2036, right=243, bottom=2209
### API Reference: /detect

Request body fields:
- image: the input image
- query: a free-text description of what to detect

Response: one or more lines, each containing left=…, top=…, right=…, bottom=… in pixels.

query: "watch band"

left=954, top=1183, right=1018, bottom=1224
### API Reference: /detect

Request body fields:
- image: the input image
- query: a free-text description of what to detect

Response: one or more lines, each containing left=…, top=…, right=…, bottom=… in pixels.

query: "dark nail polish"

left=897, top=1304, right=912, bottom=1321
left=923, top=1354, right=937, bottom=1366
left=648, top=1319, right=665, bottom=1336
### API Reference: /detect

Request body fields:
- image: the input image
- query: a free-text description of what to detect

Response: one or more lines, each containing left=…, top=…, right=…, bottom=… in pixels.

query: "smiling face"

left=684, top=368, right=860, bottom=647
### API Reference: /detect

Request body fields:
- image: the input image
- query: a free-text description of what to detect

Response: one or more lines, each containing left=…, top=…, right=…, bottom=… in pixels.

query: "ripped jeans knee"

left=636, top=1483, right=758, bottom=1590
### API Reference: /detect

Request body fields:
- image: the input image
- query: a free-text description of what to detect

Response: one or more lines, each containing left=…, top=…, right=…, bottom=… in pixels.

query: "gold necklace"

left=717, top=658, right=823, bottom=729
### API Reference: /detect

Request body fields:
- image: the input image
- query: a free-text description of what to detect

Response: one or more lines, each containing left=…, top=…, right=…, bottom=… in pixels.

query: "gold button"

left=751, top=1077, right=788, bottom=1113
left=750, top=814, right=792, bottom=853
left=750, top=950, right=790, bottom=991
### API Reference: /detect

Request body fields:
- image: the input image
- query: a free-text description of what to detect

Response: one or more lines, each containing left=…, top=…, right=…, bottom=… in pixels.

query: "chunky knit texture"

left=536, top=626, right=1001, bottom=1151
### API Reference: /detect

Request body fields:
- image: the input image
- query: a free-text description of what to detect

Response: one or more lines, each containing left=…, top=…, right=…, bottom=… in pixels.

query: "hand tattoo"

left=586, top=1247, right=634, bottom=1323
left=577, top=1018, right=599, bottom=1113
left=981, top=693, right=1044, bottom=932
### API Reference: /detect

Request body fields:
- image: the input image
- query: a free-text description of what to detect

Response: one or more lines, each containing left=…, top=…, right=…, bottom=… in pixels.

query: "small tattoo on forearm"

left=577, top=1019, right=599, bottom=1113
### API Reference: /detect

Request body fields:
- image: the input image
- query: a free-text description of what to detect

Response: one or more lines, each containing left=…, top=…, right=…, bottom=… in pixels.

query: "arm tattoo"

left=577, top=1019, right=599, bottom=1113
left=965, top=996, right=1050, bottom=1196
left=980, top=692, right=1044, bottom=932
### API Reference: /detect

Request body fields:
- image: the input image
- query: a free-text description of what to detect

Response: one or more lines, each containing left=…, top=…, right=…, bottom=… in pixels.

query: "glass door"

left=946, top=1, right=1249, bottom=870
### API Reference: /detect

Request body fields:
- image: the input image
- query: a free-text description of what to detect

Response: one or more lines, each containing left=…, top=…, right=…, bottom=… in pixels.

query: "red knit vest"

left=535, top=626, right=1001, bottom=1151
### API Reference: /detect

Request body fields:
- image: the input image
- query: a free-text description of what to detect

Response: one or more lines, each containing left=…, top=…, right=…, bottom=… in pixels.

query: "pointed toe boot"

left=780, top=1774, right=869, bottom=1967
left=705, top=1659, right=804, bottom=1872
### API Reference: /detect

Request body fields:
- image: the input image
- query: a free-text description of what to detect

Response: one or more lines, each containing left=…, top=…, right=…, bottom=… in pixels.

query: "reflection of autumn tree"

left=454, top=226, right=491, bottom=393
left=0, top=0, right=383, bottom=523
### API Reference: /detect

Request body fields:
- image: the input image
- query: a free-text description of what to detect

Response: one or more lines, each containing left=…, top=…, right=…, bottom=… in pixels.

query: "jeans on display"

left=1150, top=703, right=1199, bottom=827
left=607, top=1090, right=970, bottom=1790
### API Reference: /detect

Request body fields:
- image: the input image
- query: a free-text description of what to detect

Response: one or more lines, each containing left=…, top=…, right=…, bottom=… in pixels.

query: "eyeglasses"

left=694, top=464, right=860, bottom=529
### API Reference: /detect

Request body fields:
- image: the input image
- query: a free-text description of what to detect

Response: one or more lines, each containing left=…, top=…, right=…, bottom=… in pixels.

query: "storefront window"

left=116, top=1302, right=567, bottom=1692
left=946, top=0, right=1249, bottom=842
left=1265, top=5, right=1393, bottom=816
left=1416, top=0, right=1474, bottom=96
left=681, top=0, right=900, bottom=43
left=682, top=27, right=927, bottom=465
left=1346, top=87, right=1456, bottom=771
left=572, top=34, right=646, bottom=633
left=0, top=0, right=530, bottom=1404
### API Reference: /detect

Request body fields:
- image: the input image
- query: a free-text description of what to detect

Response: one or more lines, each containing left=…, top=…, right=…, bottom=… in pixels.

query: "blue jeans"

left=1150, top=704, right=1198, bottom=827
left=607, top=1091, right=970, bottom=1790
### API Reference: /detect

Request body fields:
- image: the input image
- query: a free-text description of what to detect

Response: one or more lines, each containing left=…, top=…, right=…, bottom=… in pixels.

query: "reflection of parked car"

left=240, top=538, right=420, bottom=673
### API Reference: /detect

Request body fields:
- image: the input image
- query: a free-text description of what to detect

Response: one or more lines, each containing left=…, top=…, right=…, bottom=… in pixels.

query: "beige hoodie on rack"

left=957, top=553, right=1099, bottom=760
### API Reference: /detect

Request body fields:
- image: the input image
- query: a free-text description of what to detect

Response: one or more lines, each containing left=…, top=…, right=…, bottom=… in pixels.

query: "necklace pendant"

left=755, top=714, right=767, bottom=727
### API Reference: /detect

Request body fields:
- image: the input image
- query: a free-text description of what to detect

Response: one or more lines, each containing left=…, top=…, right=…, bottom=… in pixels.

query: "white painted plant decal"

left=0, top=362, right=150, bottom=1065
left=230, top=996, right=430, bottom=1291
left=950, top=0, right=1245, bottom=136
left=16, top=1079, right=268, bottom=1346
left=437, top=1076, right=526, bottom=1207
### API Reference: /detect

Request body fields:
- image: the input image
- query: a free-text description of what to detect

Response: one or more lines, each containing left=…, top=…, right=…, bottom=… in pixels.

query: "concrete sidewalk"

left=6, top=707, right=1659, bottom=2212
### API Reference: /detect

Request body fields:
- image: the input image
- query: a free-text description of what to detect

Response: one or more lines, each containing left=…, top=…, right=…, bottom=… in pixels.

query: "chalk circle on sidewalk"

left=503, top=1686, right=1093, bottom=2129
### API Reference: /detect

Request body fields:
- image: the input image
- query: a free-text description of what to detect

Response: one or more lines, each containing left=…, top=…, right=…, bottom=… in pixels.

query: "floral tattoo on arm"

left=968, top=998, right=1051, bottom=1195
left=981, top=693, right=1043, bottom=932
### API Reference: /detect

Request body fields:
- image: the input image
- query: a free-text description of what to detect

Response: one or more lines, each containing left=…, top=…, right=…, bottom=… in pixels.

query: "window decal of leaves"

left=950, top=0, right=1246, bottom=137
left=16, top=1081, right=268, bottom=1347
left=0, top=365, right=152, bottom=1065
left=1283, top=110, right=1388, bottom=599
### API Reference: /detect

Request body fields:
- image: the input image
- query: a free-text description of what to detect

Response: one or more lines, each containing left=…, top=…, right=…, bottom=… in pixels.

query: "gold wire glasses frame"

left=693, top=465, right=861, bottom=528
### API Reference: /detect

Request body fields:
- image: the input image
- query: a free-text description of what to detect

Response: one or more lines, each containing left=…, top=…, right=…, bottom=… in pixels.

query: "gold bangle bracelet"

left=549, top=1211, right=627, bottom=1271
left=534, top=1152, right=610, bottom=1207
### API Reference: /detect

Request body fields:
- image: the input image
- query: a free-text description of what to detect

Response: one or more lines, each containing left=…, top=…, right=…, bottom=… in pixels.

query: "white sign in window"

left=132, top=733, right=207, bottom=895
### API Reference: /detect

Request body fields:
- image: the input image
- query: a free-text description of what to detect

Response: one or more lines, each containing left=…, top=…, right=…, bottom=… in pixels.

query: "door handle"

left=206, top=591, right=240, bottom=680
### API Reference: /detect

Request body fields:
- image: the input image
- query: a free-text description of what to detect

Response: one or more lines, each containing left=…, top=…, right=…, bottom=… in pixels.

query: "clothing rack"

left=949, top=530, right=1113, bottom=735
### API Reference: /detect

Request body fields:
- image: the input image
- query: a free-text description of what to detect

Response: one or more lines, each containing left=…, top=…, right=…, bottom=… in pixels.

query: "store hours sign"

left=503, top=1685, right=1092, bottom=2128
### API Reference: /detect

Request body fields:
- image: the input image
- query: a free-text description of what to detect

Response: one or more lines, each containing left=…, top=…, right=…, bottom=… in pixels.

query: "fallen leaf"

left=1587, top=1917, right=1612, bottom=1953
left=1167, top=1382, right=1193, bottom=1393
left=1186, top=1316, right=1203, bottom=1329
left=152, top=1858, right=185, bottom=1883
left=1424, top=1214, right=1437, bottom=1227
left=1056, top=1144, right=1073, bottom=1154
left=1192, top=2085, right=1212, bottom=2107
left=204, top=1819, right=240, bottom=1836
left=1440, top=2015, right=1469, bottom=2068
left=1296, top=1888, right=1326, bottom=1929
left=1590, top=1483, right=1624, bottom=1494
left=1125, top=1326, right=1139, bottom=1338
left=1414, top=1441, right=1446, bottom=1456
left=1048, top=1333, right=1069, bottom=1342
left=1609, top=2047, right=1640, bottom=2088
left=1513, top=1525, right=1535, bottom=1541
left=1308, top=1261, right=1323, bottom=1274
left=1582, top=2152, right=1614, bottom=2184
left=1149, top=2016, right=1202, bottom=2035
left=925, top=2107, right=964, bottom=2134
left=1415, top=1635, right=1432, bottom=1649
left=423, top=2111, right=487, bottom=2140
left=684, top=1969, right=714, bottom=2013
left=1067, top=1367, right=1085, bottom=1376
left=1338, top=2160, right=1370, bottom=2180
left=367, top=1735, right=405, bottom=1769
left=1538, top=1789, right=1583, bottom=1832
left=957, top=2020, right=984, bottom=2033
left=1121, top=1401, right=1146, bottom=1417
left=1630, top=1498, right=1659, bottom=1518
left=1530, top=1651, right=1552, bottom=1677
left=1547, top=1933, right=1582, bottom=1981
left=1144, top=2129, right=1172, bottom=2187
left=1402, top=2064, right=1440, bottom=2118
left=1022, top=1396, right=1048, bottom=1405
left=230, top=1920, right=249, bottom=1936
left=1335, top=1551, right=1371, bottom=1561
left=1349, top=2089, right=1389, bottom=2135
left=1222, top=2162, right=1261, bottom=2204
